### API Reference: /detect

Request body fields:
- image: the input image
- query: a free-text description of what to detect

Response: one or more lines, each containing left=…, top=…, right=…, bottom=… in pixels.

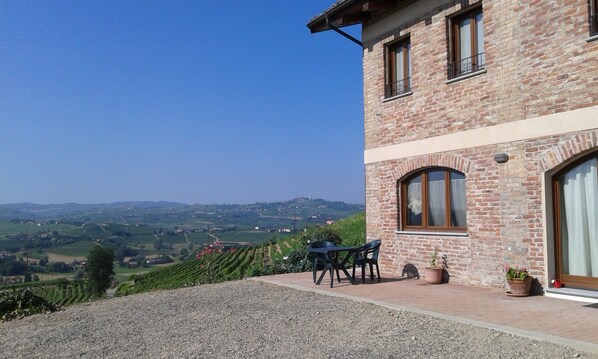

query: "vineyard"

left=0, top=213, right=365, bottom=310
left=115, top=213, right=365, bottom=297
left=115, top=239, right=296, bottom=296
left=0, top=279, right=93, bottom=307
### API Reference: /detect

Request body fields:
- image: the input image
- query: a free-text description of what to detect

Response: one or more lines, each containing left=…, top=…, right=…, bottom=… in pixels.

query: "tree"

left=85, top=246, right=115, bottom=297
left=178, top=248, right=188, bottom=260
left=74, top=269, right=85, bottom=280
left=153, top=238, right=163, bottom=251
left=38, top=256, right=48, bottom=266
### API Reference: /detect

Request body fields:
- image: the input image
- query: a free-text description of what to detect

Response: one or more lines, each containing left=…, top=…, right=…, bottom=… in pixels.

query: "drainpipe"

left=325, top=16, right=363, bottom=47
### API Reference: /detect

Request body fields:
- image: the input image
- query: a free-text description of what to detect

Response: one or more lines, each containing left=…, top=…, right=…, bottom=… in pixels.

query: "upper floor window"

left=591, top=0, right=598, bottom=36
left=385, top=37, right=411, bottom=98
left=400, top=168, right=467, bottom=231
left=448, top=6, right=485, bottom=80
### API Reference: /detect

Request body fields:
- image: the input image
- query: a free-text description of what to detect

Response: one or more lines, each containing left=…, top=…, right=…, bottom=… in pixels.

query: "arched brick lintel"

left=391, top=153, right=474, bottom=181
left=538, top=131, right=598, bottom=172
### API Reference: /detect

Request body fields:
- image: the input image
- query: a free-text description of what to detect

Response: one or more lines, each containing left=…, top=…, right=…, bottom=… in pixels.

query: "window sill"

left=445, top=69, right=487, bottom=84
left=395, top=230, right=469, bottom=237
left=382, top=91, right=413, bottom=103
left=586, top=34, right=598, bottom=43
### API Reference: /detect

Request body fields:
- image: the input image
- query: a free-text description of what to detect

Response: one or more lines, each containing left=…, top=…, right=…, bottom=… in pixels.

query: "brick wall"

left=362, top=0, right=598, bottom=288
left=368, top=130, right=598, bottom=288
left=363, top=0, right=597, bottom=151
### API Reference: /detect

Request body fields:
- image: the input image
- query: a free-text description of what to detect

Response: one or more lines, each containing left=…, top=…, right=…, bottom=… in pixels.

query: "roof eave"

left=306, top=0, right=367, bottom=34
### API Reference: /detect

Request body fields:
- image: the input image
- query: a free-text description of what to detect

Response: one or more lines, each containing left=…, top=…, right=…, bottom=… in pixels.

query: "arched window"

left=400, top=168, right=466, bottom=231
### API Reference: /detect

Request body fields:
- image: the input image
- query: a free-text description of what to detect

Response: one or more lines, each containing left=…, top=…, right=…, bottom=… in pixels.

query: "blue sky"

left=0, top=1, right=364, bottom=205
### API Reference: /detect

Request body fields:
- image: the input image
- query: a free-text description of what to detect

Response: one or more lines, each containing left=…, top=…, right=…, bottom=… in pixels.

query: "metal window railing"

left=447, top=52, right=486, bottom=80
left=385, top=77, right=411, bottom=98
left=591, top=14, right=598, bottom=36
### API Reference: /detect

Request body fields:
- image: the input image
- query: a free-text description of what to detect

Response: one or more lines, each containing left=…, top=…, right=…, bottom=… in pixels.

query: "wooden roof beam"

left=336, top=12, right=371, bottom=27
left=362, top=0, right=396, bottom=12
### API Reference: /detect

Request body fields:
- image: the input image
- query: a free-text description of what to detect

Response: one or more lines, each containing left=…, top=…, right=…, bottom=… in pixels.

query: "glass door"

left=554, top=155, right=598, bottom=289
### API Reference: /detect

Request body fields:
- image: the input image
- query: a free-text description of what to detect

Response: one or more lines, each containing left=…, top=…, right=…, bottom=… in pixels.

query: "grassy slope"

left=331, top=211, right=365, bottom=248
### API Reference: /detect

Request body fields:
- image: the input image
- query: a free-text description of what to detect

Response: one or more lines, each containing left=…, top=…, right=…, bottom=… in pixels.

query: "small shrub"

left=245, top=263, right=263, bottom=277
left=331, top=212, right=365, bottom=248
left=114, top=283, right=131, bottom=297
left=269, top=248, right=310, bottom=274
left=297, top=227, right=342, bottom=248
left=0, top=288, right=59, bottom=322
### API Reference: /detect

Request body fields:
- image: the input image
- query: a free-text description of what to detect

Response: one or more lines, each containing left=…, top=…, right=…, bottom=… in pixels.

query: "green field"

left=113, top=265, right=156, bottom=282
left=215, top=231, right=284, bottom=244
left=0, top=222, right=80, bottom=236
left=48, top=241, right=98, bottom=257
left=0, top=221, right=84, bottom=252
left=0, top=238, right=22, bottom=251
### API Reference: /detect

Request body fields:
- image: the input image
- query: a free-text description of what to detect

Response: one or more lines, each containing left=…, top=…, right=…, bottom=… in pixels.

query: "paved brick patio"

left=252, top=272, right=598, bottom=354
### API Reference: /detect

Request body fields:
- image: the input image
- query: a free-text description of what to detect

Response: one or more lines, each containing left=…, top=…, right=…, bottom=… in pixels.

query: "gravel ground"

left=0, top=280, right=596, bottom=359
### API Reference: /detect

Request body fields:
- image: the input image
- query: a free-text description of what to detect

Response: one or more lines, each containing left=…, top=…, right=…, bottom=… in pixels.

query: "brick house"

left=308, top=0, right=598, bottom=298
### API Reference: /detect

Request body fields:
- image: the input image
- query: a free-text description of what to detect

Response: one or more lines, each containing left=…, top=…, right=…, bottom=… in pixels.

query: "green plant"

left=114, top=283, right=131, bottom=297
left=0, top=288, right=59, bottom=322
left=430, top=247, right=439, bottom=268
left=427, top=247, right=449, bottom=269
left=297, top=226, right=342, bottom=248
left=245, top=262, right=263, bottom=277
left=504, top=265, right=530, bottom=280
left=272, top=248, right=310, bottom=273
left=330, top=212, right=365, bottom=248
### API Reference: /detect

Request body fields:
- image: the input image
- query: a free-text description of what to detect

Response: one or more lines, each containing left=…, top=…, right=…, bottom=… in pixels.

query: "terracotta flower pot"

left=425, top=267, right=443, bottom=284
left=507, top=277, right=533, bottom=296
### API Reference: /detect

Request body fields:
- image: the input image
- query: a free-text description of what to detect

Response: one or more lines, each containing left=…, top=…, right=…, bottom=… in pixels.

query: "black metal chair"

left=307, top=241, right=340, bottom=284
left=352, top=240, right=382, bottom=283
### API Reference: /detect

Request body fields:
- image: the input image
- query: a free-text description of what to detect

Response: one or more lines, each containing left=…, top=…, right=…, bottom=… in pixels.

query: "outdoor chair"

left=352, top=240, right=382, bottom=283
left=308, top=240, right=340, bottom=284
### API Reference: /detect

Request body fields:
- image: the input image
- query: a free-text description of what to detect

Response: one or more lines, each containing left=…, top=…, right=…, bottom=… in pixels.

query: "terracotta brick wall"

left=363, top=0, right=597, bottom=151
left=368, top=130, right=598, bottom=288
left=362, top=0, right=598, bottom=288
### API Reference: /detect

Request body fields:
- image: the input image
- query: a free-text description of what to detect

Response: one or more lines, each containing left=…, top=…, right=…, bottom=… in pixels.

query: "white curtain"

left=407, top=43, right=412, bottom=87
left=407, top=180, right=422, bottom=226
left=395, top=46, right=404, bottom=83
left=428, top=174, right=446, bottom=226
left=450, top=176, right=467, bottom=227
left=459, top=17, right=472, bottom=73
left=560, top=159, right=598, bottom=277
left=394, top=43, right=411, bottom=91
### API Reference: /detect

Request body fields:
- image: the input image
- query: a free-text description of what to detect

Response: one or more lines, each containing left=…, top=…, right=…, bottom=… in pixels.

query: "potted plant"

left=424, top=247, right=444, bottom=284
left=504, top=264, right=533, bottom=296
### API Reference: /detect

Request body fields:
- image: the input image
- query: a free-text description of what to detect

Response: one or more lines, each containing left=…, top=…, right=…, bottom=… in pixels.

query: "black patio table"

left=308, top=246, right=359, bottom=288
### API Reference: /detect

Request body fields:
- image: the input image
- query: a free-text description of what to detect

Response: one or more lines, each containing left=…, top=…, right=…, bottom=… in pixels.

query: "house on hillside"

left=308, top=0, right=598, bottom=299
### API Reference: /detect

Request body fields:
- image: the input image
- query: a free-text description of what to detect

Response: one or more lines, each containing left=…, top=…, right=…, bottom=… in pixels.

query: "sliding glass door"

left=554, top=155, right=598, bottom=289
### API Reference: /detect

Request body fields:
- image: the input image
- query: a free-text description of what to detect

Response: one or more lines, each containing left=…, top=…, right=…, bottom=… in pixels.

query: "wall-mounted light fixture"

left=494, top=153, right=509, bottom=164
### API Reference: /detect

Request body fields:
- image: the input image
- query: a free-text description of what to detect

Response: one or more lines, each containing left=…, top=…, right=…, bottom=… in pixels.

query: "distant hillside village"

left=0, top=198, right=363, bottom=285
